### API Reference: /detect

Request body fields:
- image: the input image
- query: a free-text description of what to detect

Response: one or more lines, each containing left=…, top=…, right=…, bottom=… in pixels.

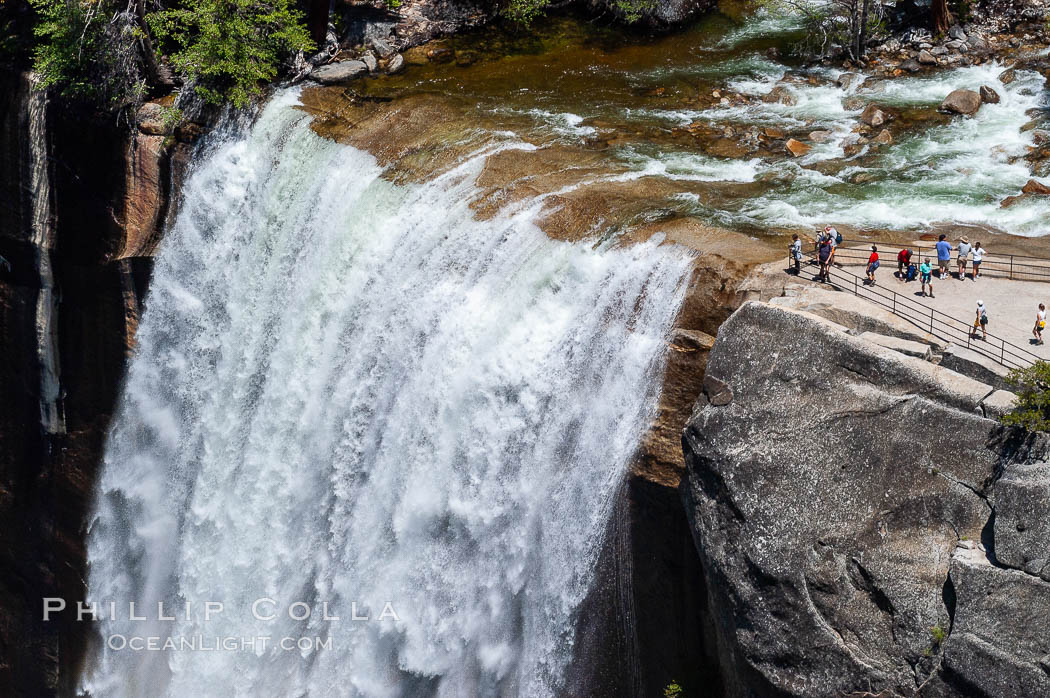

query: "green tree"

left=505, top=0, right=655, bottom=25
left=758, top=0, right=886, bottom=60
left=29, top=0, right=149, bottom=105
left=1001, top=361, right=1050, bottom=433
left=148, top=0, right=313, bottom=108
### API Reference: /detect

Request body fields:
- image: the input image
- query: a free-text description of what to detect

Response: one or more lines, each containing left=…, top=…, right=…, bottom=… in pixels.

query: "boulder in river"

left=762, top=85, right=797, bottom=106
left=361, top=52, right=378, bottom=73
left=784, top=138, right=810, bottom=157
left=918, top=49, right=937, bottom=65
left=370, top=37, right=396, bottom=59
left=808, top=130, right=833, bottom=143
left=1022, top=179, right=1050, bottom=195
left=385, top=54, right=405, bottom=75
left=980, top=85, right=1001, bottom=104
left=310, top=60, right=369, bottom=84
left=682, top=300, right=1035, bottom=698
left=940, top=89, right=982, bottom=116
left=860, top=104, right=888, bottom=127
left=836, top=72, right=863, bottom=91
left=874, top=128, right=893, bottom=145
left=900, top=58, right=922, bottom=72
left=999, top=68, right=1018, bottom=85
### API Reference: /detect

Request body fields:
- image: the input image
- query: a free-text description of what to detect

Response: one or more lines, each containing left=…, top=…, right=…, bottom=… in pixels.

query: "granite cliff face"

left=681, top=299, right=1050, bottom=697
left=0, top=71, right=202, bottom=695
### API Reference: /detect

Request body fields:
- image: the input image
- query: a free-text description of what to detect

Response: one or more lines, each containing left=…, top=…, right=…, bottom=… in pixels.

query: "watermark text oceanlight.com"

left=42, top=598, right=400, bottom=652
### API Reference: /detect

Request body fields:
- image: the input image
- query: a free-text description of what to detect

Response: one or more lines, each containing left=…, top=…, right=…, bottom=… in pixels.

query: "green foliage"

left=1001, top=361, right=1050, bottom=433
left=29, top=0, right=147, bottom=105
left=930, top=624, right=947, bottom=645
left=505, top=0, right=654, bottom=25
left=664, top=680, right=684, bottom=698
left=148, top=0, right=313, bottom=108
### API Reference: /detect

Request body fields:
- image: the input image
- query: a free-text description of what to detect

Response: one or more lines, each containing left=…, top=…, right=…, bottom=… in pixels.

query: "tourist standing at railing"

left=972, top=242, right=986, bottom=279
left=920, top=258, right=934, bottom=298
left=1035, top=304, right=1046, bottom=346
left=817, top=236, right=834, bottom=283
left=957, top=237, right=972, bottom=280
left=936, top=234, right=952, bottom=279
left=790, top=234, right=802, bottom=274
left=973, top=301, right=989, bottom=341
left=866, top=246, right=880, bottom=286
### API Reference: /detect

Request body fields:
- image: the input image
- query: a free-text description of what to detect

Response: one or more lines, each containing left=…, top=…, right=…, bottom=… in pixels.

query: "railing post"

left=1010, top=256, right=1014, bottom=280
left=930, top=308, right=934, bottom=333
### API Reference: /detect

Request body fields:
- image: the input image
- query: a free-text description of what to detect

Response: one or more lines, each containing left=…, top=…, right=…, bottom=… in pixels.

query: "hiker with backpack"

left=1035, top=304, right=1046, bottom=346
left=919, top=258, right=934, bottom=298
left=973, top=301, right=988, bottom=341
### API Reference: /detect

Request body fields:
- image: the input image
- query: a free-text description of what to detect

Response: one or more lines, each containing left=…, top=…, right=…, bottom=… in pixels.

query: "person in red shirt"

left=866, top=245, right=880, bottom=286
left=897, top=248, right=911, bottom=279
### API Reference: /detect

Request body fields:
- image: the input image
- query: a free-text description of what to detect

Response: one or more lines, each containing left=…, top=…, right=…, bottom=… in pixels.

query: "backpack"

left=835, top=231, right=843, bottom=245
left=906, top=263, right=917, bottom=281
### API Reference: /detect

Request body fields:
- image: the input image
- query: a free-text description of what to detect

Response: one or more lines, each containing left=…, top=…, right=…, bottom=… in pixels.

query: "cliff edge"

left=682, top=299, right=1050, bottom=697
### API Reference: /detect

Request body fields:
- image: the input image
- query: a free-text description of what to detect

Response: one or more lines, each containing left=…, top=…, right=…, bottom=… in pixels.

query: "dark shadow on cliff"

left=567, top=475, right=723, bottom=697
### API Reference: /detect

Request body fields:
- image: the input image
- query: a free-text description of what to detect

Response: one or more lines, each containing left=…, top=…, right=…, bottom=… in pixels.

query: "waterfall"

left=80, top=89, right=692, bottom=697
left=26, top=73, right=65, bottom=436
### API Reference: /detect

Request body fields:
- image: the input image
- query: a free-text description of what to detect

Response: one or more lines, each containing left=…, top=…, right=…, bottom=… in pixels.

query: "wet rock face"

left=680, top=301, right=1009, bottom=697
left=0, top=71, right=196, bottom=696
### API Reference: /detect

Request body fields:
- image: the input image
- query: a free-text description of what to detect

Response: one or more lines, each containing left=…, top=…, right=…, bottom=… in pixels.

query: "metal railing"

left=829, top=243, right=1050, bottom=283
left=798, top=252, right=1042, bottom=371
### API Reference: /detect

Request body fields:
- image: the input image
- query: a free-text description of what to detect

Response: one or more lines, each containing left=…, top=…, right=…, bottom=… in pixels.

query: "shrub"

left=147, top=0, right=313, bottom=108
left=1001, top=361, right=1050, bottom=433
left=30, top=0, right=148, bottom=106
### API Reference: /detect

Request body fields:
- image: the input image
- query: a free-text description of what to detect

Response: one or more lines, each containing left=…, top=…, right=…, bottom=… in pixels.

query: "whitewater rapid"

left=80, top=89, right=692, bottom=697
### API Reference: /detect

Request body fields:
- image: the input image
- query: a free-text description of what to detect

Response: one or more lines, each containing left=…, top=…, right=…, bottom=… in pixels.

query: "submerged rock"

left=940, top=89, right=982, bottom=116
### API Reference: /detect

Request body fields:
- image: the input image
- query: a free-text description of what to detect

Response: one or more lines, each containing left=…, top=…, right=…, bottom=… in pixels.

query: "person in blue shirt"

left=919, top=258, right=934, bottom=297
left=935, top=234, right=952, bottom=279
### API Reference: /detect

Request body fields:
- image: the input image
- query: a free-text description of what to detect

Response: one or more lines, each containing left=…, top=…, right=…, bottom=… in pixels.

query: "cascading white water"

left=80, top=89, right=692, bottom=697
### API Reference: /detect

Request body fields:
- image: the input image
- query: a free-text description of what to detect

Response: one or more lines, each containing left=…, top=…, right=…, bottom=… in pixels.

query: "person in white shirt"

left=1035, top=303, right=1046, bottom=346
left=790, top=234, right=802, bottom=274
left=972, top=243, right=986, bottom=279
left=957, top=237, right=972, bottom=280
left=973, top=300, right=988, bottom=340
